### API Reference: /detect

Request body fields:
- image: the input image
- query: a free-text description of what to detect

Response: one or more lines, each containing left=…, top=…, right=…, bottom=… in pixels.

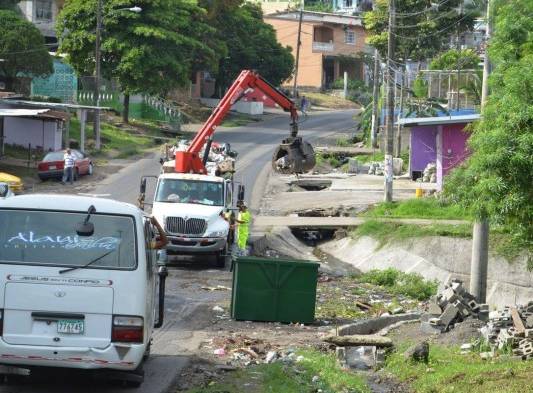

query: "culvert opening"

left=290, top=227, right=337, bottom=246
left=297, top=184, right=330, bottom=191
left=295, top=208, right=342, bottom=217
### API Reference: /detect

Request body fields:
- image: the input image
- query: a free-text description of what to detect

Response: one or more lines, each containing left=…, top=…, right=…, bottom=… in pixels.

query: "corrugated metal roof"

left=0, top=109, right=50, bottom=117
left=398, top=114, right=481, bottom=127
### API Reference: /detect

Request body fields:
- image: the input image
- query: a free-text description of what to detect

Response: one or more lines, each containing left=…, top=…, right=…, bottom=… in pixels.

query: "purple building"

left=398, top=114, right=480, bottom=190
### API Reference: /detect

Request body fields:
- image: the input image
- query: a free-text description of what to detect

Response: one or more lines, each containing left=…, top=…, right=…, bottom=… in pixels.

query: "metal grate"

left=165, top=217, right=207, bottom=236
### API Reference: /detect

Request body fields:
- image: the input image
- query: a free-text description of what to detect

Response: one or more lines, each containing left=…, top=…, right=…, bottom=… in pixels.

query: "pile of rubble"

left=368, top=162, right=384, bottom=176
left=206, top=334, right=306, bottom=367
left=422, top=280, right=489, bottom=333
left=420, top=162, right=436, bottom=183
left=367, top=158, right=404, bottom=176
left=162, top=140, right=236, bottom=176
left=480, top=302, right=533, bottom=359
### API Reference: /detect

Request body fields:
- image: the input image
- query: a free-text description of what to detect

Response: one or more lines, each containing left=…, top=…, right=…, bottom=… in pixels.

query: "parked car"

left=37, top=150, right=94, bottom=181
left=0, top=172, right=23, bottom=193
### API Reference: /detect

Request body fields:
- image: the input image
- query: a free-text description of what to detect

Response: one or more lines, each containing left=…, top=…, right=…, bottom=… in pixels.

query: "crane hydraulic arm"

left=174, top=70, right=315, bottom=175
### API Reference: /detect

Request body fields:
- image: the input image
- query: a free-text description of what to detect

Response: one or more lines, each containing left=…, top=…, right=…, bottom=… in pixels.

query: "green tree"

left=58, top=0, right=217, bottom=123
left=430, top=49, right=481, bottom=71
left=0, top=9, right=53, bottom=91
left=364, top=0, right=477, bottom=62
left=203, top=1, right=294, bottom=96
left=444, top=0, right=533, bottom=261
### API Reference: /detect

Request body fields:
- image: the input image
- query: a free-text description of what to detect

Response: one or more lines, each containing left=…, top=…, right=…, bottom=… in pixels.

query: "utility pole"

left=384, top=0, right=395, bottom=202
left=94, top=0, right=103, bottom=150
left=292, top=3, right=304, bottom=99
left=455, top=1, right=464, bottom=111
left=395, top=68, right=404, bottom=157
left=370, top=49, right=380, bottom=148
left=470, top=0, right=491, bottom=303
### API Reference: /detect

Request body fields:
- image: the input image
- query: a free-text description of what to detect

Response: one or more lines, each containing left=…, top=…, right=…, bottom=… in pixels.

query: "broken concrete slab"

left=324, top=334, right=393, bottom=348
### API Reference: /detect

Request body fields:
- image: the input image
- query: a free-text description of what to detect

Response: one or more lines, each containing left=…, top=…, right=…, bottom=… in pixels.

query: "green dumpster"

left=231, top=257, right=320, bottom=324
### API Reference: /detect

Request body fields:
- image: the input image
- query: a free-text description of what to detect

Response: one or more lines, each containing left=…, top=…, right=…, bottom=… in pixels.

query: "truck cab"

left=0, top=195, right=168, bottom=386
left=150, top=173, right=233, bottom=267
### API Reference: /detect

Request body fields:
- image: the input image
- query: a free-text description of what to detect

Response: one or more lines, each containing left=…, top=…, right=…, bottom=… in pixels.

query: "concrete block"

left=442, top=287, right=458, bottom=303
left=526, top=315, right=533, bottom=328
left=440, top=304, right=460, bottom=327
left=427, top=302, right=442, bottom=315
left=420, top=321, right=444, bottom=334
left=467, top=299, right=480, bottom=312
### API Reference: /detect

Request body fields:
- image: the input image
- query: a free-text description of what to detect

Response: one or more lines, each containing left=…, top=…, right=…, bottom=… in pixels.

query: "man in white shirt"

left=62, top=148, right=76, bottom=185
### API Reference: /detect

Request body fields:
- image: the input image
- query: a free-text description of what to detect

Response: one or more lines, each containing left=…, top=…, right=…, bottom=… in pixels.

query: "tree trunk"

left=123, top=93, right=130, bottom=124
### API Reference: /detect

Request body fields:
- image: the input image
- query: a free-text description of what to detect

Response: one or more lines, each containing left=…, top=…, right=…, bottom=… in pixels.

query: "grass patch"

left=185, top=349, right=370, bottom=393
left=305, top=92, right=359, bottom=109
left=69, top=118, right=155, bottom=158
left=353, top=151, right=384, bottom=164
left=359, top=268, right=437, bottom=301
left=365, top=198, right=471, bottom=221
left=351, top=220, right=472, bottom=246
left=221, top=113, right=261, bottom=128
left=386, top=343, right=533, bottom=393
left=3, top=144, right=45, bottom=161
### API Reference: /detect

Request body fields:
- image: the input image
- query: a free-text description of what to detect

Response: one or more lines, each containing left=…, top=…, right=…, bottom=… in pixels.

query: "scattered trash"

left=212, top=306, right=224, bottom=313
left=201, top=285, right=231, bottom=291
left=265, top=351, right=278, bottom=364
left=213, top=348, right=226, bottom=356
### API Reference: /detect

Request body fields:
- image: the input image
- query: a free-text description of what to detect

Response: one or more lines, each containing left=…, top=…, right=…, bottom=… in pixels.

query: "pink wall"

left=442, top=124, right=470, bottom=176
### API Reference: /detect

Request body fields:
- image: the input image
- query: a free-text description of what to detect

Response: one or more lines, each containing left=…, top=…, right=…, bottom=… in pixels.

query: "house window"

left=35, top=0, right=53, bottom=21
left=345, top=29, right=356, bottom=45
left=343, top=0, right=353, bottom=8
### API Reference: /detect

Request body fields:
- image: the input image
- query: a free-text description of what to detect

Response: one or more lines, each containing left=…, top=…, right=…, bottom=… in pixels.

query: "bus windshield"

left=0, top=210, right=137, bottom=270
left=155, top=179, right=224, bottom=206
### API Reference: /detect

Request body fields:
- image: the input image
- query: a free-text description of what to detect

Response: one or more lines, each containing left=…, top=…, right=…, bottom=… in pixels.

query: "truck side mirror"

left=238, top=184, right=245, bottom=202
left=140, top=178, right=147, bottom=194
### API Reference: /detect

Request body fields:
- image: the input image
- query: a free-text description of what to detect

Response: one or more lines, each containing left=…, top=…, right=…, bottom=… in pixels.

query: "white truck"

left=138, top=70, right=315, bottom=267
left=141, top=172, right=236, bottom=267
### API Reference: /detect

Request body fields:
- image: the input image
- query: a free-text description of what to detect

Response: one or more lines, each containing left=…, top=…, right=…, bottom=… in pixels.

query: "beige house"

left=265, top=11, right=368, bottom=90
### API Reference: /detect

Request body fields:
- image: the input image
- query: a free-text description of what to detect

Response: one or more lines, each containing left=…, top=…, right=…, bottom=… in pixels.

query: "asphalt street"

left=0, top=109, right=357, bottom=393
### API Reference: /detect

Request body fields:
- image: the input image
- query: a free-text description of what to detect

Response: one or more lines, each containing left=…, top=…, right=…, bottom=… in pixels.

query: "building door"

left=323, top=58, right=335, bottom=89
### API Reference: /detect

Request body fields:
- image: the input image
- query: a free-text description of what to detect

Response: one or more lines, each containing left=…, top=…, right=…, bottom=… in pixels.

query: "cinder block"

left=440, top=304, right=460, bottom=327
left=442, top=287, right=458, bottom=303
left=467, top=299, right=480, bottom=312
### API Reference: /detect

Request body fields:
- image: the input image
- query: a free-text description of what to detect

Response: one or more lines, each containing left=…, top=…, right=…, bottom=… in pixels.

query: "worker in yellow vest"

left=236, top=201, right=251, bottom=255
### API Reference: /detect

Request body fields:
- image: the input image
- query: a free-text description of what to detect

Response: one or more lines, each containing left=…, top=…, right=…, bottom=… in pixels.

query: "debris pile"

left=421, top=162, right=436, bottom=183
left=207, top=334, right=305, bottom=367
left=368, top=162, right=384, bottom=176
left=480, top=302, right=533, bottom=359
left=422, top=279, right=489, bottom=333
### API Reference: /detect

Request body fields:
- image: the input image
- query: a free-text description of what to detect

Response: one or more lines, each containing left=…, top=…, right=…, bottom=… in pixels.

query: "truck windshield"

left=0, top=210, right=136, bottom=270
left=155, top=179, right=224, bottom=206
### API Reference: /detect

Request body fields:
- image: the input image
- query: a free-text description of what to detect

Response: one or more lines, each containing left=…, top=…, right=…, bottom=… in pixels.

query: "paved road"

left=91, top=109, right=358, bottom=209
left=0, top=109, right=357, bottom=393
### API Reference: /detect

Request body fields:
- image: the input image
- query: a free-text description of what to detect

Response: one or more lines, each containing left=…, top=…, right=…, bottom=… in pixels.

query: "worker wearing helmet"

left=236, top=201, right=251, bottom=254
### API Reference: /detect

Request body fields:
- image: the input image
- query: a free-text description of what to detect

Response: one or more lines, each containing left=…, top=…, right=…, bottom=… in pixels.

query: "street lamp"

left=94, top=2, right=141, bottom=150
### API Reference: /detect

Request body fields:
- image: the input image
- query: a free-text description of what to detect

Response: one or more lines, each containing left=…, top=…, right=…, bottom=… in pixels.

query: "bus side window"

left=144, top=219, right=154, bottom=273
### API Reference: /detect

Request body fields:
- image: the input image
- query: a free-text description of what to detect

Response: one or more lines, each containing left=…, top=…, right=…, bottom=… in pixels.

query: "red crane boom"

left=174, top=70, right=314, bottom=174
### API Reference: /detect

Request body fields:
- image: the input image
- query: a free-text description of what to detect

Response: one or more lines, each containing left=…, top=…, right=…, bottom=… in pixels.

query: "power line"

left=392, top=9, right=457, bottom=29
left=393, top=0, right=453, bottom=17
left=390, top=10, right=476, bottom=40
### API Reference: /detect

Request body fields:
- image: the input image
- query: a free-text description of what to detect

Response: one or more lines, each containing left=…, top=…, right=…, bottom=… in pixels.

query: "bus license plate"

left=57, top=320, right=84, bottom=334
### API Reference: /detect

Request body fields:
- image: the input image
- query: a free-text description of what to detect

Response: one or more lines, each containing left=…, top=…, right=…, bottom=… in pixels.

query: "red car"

left=37, top=150, right=94, bottom=181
